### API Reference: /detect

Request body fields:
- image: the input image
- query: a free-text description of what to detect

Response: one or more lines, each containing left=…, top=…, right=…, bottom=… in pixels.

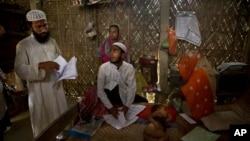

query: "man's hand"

left=121, top=105, right=129, bottom=115
left=39, top=61, right=59, bottom=71
left=109, top=107, right=119, bottom=119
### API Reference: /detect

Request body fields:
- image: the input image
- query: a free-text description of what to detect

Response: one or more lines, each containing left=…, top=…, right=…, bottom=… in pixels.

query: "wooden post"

left=159, top=0, right=170, bottom=93
left=29, top=0, right=41, bottom=9
left=246, top=16, right=250, bottom=64
left=33, top=104, right=78, bottom=141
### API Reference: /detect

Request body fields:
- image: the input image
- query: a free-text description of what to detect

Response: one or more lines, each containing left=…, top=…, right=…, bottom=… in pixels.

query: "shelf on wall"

left=5, top=31, right=29, bottom=37
left=0, top=8, right=26, bottom=14
left=71, top=0, right=111, bottom=7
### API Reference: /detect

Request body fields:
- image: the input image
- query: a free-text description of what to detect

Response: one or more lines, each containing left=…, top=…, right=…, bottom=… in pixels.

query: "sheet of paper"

left=123, top=116, right=138, bottom=127
left=125, top=104, right=145, bottom=120
left=103, top=104, right=145, bottom=129
left=54, top=55, right=67, bottom=74
left=176, top=15, right=192, bottom=40
left=179, top=113, right=197, bottom=124
left=186, top=15, right=201, bottom=46
left=57, top=56, right=78, bottom=81
left=103, top=111, right=126, bottom=130
left=175, top=11, right=201, bottom=46
left=103, top=112, right=139, bottom=130
left=53, top=55, right=78, bottom=82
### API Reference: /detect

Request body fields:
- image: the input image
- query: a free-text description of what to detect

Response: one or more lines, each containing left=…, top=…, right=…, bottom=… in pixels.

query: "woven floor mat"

left=92, top=122, right=146, bottom=141
left=91, top=122, right=183, bottom=141
left=167, top=128, right=184, bottom=141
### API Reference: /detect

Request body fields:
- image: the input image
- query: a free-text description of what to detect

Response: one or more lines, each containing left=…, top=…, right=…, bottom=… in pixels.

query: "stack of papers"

left=53, top=55, right=78, bottom=82
left=103, top=104, right=146, bottom=130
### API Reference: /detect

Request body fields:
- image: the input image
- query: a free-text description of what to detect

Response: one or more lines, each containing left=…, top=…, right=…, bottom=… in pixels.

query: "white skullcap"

left=26, top=9, right=47, bottom=22
left=112, top=42, right=127, bottom=53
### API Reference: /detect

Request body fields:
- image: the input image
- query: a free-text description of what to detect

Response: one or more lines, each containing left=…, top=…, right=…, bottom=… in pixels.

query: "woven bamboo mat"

left=167, top=128, right=184, bottom=141
left=92, top=122, right=182, bottom=141
left=92, top=122, right=146, bottom=141
left=67, top=122, right=183, bottom=141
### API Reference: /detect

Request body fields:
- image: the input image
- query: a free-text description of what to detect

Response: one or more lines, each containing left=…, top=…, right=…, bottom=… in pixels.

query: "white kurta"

left=97, top=62, right=136, bottom=109
left=14, top=34, right=68, bottom=137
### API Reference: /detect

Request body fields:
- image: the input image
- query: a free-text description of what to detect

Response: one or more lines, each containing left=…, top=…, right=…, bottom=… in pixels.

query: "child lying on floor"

left=143, top=104, right=173, bottom=141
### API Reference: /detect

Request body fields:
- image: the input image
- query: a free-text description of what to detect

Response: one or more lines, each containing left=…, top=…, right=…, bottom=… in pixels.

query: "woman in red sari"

left=177, top=50, right=217, bottom=120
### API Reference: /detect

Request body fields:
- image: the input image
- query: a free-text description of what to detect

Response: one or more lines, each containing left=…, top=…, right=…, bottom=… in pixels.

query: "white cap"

left=26, top=9, right=47, bottom=22
left=112, top=42, right=127, bottom=53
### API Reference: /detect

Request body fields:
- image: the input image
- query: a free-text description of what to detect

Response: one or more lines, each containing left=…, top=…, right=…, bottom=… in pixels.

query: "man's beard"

left=33, top=30, right=50, bottom=43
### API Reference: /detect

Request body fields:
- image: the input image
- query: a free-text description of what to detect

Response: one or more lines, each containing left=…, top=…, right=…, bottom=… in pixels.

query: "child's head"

left=109, top=24, right=120, bottom=40
left=151, top=104, right=167, bottom=117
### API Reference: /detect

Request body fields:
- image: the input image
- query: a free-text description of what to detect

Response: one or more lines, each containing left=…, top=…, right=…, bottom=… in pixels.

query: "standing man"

left=14, top=9, right=68, bottom=138
left=97, top=42, right=147, bottom=119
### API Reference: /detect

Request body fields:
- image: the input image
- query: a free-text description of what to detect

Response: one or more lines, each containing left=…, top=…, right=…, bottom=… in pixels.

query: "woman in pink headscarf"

left=97, top=24, right=130, bottom=65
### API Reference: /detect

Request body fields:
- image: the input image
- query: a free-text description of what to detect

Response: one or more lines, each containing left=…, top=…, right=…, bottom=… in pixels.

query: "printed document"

left=103, top=104, right=145, bottom=129
left=54, top=55, right=78, bottom=82
left=175, top=11, right=201, bottom=46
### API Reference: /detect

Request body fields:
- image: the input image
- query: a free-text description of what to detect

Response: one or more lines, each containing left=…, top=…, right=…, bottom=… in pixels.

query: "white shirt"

left=97, top=61, right=136, bottom=109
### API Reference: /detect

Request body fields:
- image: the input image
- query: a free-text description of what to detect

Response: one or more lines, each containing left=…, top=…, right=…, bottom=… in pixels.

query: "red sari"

left=178, top=51, right=215, bottom=120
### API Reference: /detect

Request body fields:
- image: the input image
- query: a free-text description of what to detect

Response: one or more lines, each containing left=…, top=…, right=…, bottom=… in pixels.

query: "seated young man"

left=97, top=42, right=147, bottom=119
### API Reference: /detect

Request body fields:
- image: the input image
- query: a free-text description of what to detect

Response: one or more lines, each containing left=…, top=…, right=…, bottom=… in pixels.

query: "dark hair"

left=151, top=104, right=164, bottom=113
left=109, top=24, right=120, bottom=35
left=151, top=104, right=168, bottom=131
left=153, top=116, right=167, bottom=132
left=120, top=49, right=125, bottom=54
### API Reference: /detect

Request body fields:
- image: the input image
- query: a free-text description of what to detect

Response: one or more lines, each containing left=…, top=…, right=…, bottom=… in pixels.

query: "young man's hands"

left=109, top=107, right=119, bottom=119
left=109, top=105, right=129, bottom=119
left=121, top=105, right=128, bottom=115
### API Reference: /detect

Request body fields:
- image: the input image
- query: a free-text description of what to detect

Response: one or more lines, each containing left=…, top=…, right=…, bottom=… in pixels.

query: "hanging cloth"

left=167, top=28, right=178, bottom=55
